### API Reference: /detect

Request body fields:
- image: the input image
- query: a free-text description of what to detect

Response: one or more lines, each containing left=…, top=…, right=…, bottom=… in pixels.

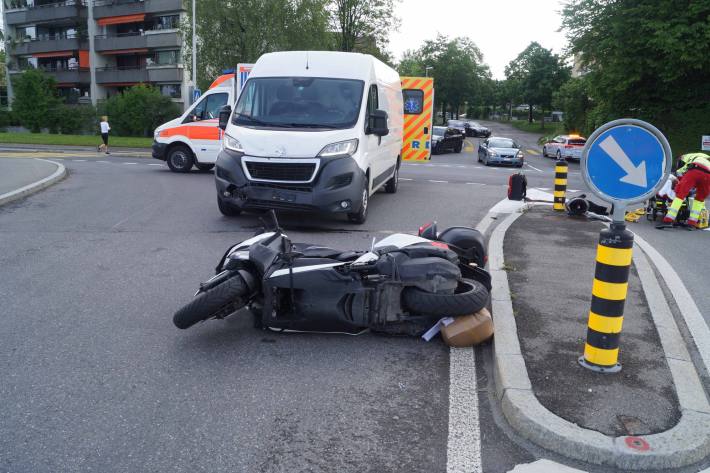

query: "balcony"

left=6, top=66, right=90, bottom=84
left=4, top=1, right=87, bottom=26
left=94, top=30, right=180, bottom=53
left=147, top=64, right=183, bottom=82
left=9, top=35, right=87, bottom=56
left=93, top=0, right=184, bottom=19
left=95, top=66, right=148, bottom=84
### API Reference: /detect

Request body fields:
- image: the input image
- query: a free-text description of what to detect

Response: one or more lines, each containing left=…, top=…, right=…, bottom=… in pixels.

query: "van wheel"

left=195, top=163, right=215, bottom=172
left=348, top=179, right=369, bottom=224
left=167, top=145, right=194, bottom=173
left=218, top=197, right=242, bottom=216
left=384, top=163, right=399, bottom=194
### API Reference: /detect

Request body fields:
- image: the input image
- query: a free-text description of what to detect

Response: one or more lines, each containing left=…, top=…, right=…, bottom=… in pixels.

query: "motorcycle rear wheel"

left=402, top=278, right=489, bottom=317
left=173, top=275, right=249, bottom=329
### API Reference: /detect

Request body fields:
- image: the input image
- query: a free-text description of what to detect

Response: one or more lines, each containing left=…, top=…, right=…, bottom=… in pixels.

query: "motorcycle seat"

left=292, top=244, right=362, bottom=262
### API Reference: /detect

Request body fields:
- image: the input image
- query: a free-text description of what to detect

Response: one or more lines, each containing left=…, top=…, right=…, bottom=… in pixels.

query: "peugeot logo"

left=274, top=146, right=286, bottom=157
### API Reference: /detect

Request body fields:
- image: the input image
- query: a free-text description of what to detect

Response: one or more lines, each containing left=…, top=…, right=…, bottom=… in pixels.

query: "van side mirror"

left=218, top=105, right=232, bottom=130
left=367, top=109, right=389, bottom=137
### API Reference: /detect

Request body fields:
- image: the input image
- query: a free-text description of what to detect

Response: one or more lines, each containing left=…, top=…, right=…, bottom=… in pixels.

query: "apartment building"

left=3, top=0, right=190, bottom=110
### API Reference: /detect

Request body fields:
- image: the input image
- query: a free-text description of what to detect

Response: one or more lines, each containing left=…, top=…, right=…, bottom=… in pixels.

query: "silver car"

left=478, top=137, right=524, bottom=167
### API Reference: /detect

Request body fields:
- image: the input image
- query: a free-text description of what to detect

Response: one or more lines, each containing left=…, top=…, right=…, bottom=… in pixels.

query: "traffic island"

left=489, top=205, right=710, bottom=470
left=0, top=157, right=67, bottom=207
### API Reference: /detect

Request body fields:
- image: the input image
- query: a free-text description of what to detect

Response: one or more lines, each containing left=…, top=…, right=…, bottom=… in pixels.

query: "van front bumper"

left=152, top=141, right=167, bottom=161
left=214, top=150, right=367, bottom=214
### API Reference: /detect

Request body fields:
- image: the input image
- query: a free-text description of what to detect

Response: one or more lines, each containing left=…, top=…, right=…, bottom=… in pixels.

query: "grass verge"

left=0, top=132, right=152, bottom=148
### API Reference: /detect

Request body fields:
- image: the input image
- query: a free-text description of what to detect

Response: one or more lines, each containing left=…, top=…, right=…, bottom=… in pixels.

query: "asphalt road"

left=1, top=121, right=705, bottom=473
left=0, top=148, right=539, bottom=473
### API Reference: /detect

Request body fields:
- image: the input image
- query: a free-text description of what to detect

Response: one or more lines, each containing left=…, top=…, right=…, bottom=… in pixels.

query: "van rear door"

left=401, top=77, right=434, bottom=161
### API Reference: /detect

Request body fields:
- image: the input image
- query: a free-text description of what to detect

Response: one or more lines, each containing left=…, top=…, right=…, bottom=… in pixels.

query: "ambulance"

left=400, top=77, right=434, bottom=161
left=151, top=64, right=253, bottom=172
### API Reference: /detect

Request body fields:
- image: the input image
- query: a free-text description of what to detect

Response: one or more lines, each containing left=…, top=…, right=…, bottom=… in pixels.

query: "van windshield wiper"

left=236, top=114, right=273, bottom=127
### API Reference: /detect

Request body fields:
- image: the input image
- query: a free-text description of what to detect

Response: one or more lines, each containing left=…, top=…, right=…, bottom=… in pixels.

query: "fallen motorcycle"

left=173, top=212, right=491, bottom=335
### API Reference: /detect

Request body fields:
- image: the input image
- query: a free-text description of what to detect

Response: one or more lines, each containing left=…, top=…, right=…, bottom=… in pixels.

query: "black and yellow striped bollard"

left=553, top=159, right=568, bottom=211
left=578, top=223, right=634, bottom=373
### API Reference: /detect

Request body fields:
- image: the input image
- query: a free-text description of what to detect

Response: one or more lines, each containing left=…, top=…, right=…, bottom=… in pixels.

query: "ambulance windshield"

left=233, top=77, right=364, bottom=130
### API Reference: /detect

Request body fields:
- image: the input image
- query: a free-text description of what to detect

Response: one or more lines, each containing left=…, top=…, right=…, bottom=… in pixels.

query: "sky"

left=388, top=0, right=569, bottom=79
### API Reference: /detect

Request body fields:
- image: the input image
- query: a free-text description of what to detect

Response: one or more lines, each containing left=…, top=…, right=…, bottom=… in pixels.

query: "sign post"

left=702, top=135, right=710, bottom=151
left=579, top=119, right=671, bottom=373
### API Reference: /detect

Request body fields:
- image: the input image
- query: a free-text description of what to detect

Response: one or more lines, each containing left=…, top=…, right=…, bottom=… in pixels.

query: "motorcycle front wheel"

left=173, top=275, right=249, bottom=329
left=402, top=278, right=489, bottom=317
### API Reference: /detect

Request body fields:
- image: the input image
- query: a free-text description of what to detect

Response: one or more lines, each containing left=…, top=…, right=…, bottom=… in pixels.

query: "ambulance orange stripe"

left=403, top=111, right=432, bottom=142
left=403, top=148, right=418, bottom=160
left=415, top=150, right=430, bottom=160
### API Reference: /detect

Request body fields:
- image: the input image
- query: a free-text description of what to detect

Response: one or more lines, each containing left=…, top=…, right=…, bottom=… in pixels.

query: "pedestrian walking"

left=98, top=116, right=111, bottom=154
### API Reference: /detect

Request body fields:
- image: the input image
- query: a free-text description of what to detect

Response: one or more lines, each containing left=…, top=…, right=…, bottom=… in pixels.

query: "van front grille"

left=244, top=161, right=316, bottom=182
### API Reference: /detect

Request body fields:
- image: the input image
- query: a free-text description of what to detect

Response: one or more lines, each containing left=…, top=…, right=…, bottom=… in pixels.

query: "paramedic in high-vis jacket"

left=661, top=153, right=710, bottom=227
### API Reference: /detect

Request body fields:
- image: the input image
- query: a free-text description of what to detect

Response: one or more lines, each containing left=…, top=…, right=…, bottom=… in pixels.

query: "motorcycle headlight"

left=318, top=139, right=358, bottom=158
left=223, top=133, right=244, bottom=153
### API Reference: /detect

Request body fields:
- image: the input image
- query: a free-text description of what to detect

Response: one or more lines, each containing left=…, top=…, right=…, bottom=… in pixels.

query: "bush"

left=11, top=69, right=62, bottom=133
left=100, top=84, right=181, bottom=137
left=51, top=105, right=97, bottom=135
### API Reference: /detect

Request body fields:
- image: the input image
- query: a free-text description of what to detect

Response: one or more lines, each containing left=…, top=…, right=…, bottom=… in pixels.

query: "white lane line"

left=466, top=182, right=485, bottom=186
left=538, top=187, right=551, bottom=191
left=429, top=180, right=448, bottom=183
left=96, top=160, right=110, bottom=163
left=147, top=163, right=163, bottom=166
left=123, top=162, right=138, bottom=165
left=447, top=347, right=482, bottom=473
left=525, top=163, right=543, bottom=173
left=72, top=159, right=87, bottom=162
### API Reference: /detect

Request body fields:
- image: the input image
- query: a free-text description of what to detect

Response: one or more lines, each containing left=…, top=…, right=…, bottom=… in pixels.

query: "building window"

left=152, top=50, right=180, bottom=66
left=159, top=84, right=182, bottom=99
left=152, top=15, right=180, bottom=30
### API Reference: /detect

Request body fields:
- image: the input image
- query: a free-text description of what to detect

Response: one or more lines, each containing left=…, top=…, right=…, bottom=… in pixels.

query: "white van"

left=214, top=51, right=403, bottom=223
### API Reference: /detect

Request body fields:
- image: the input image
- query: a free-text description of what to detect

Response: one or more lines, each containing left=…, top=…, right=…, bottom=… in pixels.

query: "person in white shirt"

left=98, top=116, right=111, bottom=154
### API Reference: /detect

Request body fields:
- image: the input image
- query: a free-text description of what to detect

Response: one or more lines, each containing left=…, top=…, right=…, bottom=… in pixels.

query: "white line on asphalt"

left=466, top=182, right=484, bottom=186
left=147, top=163, right=163, bottom=166
left=123, top=162, right=138, bottom=165
left=429, top=180, right=448, bottom=183
left=96, top=160, right=110, bottom=163
left=72, top=159, right=87, bottom=162
left=447, top=347, right=482, bottom=473
left=399, top=177, right=413, bottom=181
left=525, top=163, right=543, bottom=173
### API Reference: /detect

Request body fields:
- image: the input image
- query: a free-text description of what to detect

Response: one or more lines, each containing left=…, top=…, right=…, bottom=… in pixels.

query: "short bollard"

left=579, top=223, right=634, bottom=373
left=553, top=159, right=568, bottom=211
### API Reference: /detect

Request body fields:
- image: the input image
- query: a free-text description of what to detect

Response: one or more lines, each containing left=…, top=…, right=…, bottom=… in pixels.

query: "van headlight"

left=318, top=139, right=358, bottom=158
left=223, top=133, right=244, bottom=153
left=154, top=129, right=161, bottom=139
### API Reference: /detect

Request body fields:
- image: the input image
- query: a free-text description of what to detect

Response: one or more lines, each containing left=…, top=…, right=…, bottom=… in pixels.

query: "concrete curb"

left=489, top=208, right=710, bottom=470
left=0, top=158, right=67, bottom=207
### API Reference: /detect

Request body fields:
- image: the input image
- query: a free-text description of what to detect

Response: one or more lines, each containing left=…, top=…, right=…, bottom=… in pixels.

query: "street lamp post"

left=191, top=0, right=197, bottom=101
left=425, top=66, right=433, bottom=77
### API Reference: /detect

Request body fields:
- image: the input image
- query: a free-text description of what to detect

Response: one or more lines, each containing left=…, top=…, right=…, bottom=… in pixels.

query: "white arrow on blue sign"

left=582, top=119, right=672, bottom=210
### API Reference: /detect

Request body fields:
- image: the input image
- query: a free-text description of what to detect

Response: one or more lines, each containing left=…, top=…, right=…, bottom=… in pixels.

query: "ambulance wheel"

left=195, top=163, right=215, bottom=172
left=218, top=197, right=242, bottom=217
left=167, top=145, right=194, bottom=173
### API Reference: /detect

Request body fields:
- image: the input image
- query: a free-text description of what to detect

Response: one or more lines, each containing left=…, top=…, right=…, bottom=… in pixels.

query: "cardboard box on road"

left=441, top=308, right=494, bottom=347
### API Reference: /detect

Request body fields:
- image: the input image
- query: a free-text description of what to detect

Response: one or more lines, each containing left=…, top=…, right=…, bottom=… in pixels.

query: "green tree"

left=330, top=0, right=399, bottom=61
left=11, top=69, right=62, bottom=133
left=399, top=34, right=491, bottom=123
left=561, top=0, right=710, bottom=152
left=505, top=42, right=570, bottom=127
left=100, top=85, right=180, bottom=137
left=184, top=0, right=332, bottom=91
left=552, top=77, right=591, bottom=133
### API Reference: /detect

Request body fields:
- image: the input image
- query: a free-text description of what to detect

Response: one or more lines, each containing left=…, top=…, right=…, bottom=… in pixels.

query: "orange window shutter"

left=79, top=50, right=90, bottom=68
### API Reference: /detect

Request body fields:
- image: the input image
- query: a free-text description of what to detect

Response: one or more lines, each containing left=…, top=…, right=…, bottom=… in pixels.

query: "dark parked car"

left=465, top=121, right=491, bottom=138
left=478, top=137, right=524, bottom=167
left=432, top=126, right=464, bottom=154
left=446, top=119, right=469, bottom=137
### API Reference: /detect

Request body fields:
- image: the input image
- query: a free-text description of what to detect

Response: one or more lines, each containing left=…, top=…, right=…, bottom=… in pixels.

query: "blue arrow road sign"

left=582, top=119, right=671, bottom=206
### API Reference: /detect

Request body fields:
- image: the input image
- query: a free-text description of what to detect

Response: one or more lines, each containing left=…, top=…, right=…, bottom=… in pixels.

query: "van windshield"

left=233, top=77, right=364, bottom=129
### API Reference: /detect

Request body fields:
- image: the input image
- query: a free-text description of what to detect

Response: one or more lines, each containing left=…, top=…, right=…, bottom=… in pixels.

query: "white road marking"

left=147, top=163, right=163, bottom=166
left=447, top=347, right=482, bottom=473
left=525, top=163, right=543, bottom=173
left=96, top=160, right=110, bottom=163
left=72, top=159, right=87, bottom=162
left=123, top=162, right=138, bottom=165
left=429, top=180, right=448, bottom=183
left=466, top=182, right=484, bottom=186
